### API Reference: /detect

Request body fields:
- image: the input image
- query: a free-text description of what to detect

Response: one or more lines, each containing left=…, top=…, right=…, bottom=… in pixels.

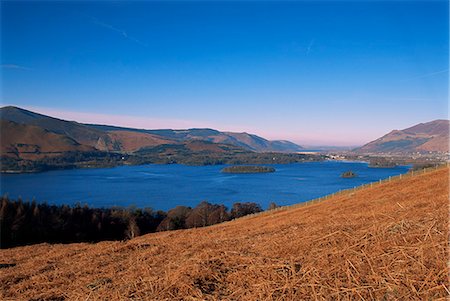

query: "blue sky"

left=1, top=0, right=448, bottom=146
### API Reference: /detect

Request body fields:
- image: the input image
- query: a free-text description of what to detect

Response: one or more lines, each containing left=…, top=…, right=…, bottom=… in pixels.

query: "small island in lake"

left=368, top=159, right=397, bottom=168
left=341, top=170, right=357, bottom=178
left=221, top=165, right=276, bottom=174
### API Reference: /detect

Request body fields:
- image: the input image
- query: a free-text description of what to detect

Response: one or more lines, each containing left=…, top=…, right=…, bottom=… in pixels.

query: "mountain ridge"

left=87, top=123, right=304, bottom=153
left=1, top=106, right=303, bottom=153
left=0, top=120, right=96, bottom=160
left=0, top=106, right=319, bottom=172
left=354, top=119, right=449, bottom=153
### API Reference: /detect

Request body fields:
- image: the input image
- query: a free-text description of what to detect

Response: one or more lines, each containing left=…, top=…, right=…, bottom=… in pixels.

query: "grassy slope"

left=0, top=168, right=448, bottom=300
left=0, top=120, right=95, bottom=160
left=355, top=120, right=450, bottom=153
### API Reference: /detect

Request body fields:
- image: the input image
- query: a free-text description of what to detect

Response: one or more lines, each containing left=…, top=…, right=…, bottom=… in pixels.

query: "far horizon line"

left=1, top=104, right=445, bottom=148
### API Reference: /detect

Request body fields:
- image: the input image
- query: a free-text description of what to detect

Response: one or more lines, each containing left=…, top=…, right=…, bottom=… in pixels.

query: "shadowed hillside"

left=0, top=167, right=447, bottom=300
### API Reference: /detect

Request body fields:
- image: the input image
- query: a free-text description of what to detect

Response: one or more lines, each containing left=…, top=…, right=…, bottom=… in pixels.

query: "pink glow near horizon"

left=17, top=105, right=369, bottom=146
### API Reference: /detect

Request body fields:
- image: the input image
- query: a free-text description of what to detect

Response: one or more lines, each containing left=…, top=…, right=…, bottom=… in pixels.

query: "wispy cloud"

left=90, top=16, right=147, bottom=47
left=306, top=39, right=315, bottom=55
left=401, top=69, right=448, bottom=82
left=1, top=64, right=32, bottom=71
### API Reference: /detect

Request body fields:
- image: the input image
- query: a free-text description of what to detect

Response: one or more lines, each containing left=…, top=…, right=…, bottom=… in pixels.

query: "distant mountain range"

left=354, top=120, right=449, bottom=154
left=87, top=124, right=304, bottom=153
left=2, top=106, right=447, bottom=172
left=0, top=106, right=304, bottom=165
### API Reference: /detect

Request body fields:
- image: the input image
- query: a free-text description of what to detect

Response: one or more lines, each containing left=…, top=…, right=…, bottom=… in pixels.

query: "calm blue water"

left=0, top=161, right=410, bottom=211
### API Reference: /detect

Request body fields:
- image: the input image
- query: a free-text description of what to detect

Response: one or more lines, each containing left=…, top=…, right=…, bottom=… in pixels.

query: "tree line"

left=0, top=197, right=267, bottom=248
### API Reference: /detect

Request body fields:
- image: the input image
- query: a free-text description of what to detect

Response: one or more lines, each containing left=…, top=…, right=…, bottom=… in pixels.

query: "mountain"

left=354, top=120, right=449, bottom=153
left=0, top=106, right=115, bottom=151
left=265, top=139, right=304, bottom=152
left=1, top=106, right=303, bottom=153
left=0, top=120, right=95, bottom=160
left=0, top=106, right=185, bottom=153
left=223, top=132, right=303, bottom=152
left=89, top=125, right=304, bottom=153
left=0, top=106, right=315, bottom=172
left=1, top=166, right=447, bottom=300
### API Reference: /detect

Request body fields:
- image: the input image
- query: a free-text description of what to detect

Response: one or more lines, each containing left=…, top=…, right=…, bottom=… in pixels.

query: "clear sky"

left=1, top=0, right=448, bottom=146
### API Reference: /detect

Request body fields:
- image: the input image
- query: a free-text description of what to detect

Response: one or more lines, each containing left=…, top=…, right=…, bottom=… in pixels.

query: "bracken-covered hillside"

left=0, top=167, right=448, bottom=300
left=355, top=120, right=449, bottom=153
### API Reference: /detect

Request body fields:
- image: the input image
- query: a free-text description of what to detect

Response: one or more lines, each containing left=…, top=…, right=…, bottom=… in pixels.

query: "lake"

left=0, top=161, right=410, bottom=211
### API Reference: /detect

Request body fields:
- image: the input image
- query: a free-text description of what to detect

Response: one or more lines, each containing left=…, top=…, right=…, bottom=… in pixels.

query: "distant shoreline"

left=1, top=152, right=326, bottom=174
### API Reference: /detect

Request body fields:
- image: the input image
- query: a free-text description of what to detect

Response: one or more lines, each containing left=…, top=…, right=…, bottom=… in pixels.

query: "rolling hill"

left=0, top=166, right=447, bottom=300
left=0, top=120, right=95, bottom=160
left=88, top=124, right=304, bottom=153
left=1, top=106, right=304, bottom=153
left=355, top=120, right=449, bottom=154
left=0, top=106, right=315, bottom=172
left=0, top=106, right=180, bottom=153
left=0, top=106, right=115, bottom=151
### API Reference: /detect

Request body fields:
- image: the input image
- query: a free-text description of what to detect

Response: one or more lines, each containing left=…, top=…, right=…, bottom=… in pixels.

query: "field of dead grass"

left=0, top=167, right=448, bottom=300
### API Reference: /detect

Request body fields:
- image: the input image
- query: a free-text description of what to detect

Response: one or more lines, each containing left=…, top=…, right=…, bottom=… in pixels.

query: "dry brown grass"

left=106, top=131, right=176, bottom=152
left=1, top=167, right=448, bottom=300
